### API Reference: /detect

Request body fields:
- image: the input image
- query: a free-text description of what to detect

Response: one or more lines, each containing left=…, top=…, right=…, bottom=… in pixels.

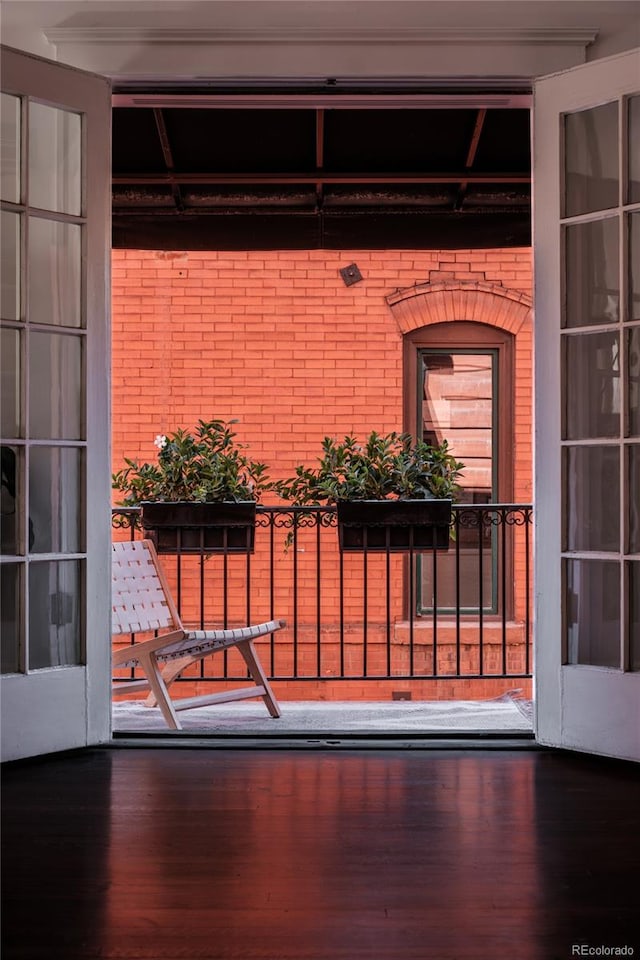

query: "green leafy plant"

left=274, top=431, right=464, bottom=504
left=112, top=419, right=270, bottom=505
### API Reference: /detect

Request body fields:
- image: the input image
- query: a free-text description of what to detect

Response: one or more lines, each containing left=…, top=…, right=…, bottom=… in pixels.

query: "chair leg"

left=145, top=655, right=193, bottom=709
left=138, top=651, right=181, bottom=730
left=237, top=639, right=281, bottom=718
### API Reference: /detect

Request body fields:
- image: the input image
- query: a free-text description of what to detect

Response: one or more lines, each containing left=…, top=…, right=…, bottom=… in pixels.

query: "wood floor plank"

left=2, top=748, right=639, bottom=960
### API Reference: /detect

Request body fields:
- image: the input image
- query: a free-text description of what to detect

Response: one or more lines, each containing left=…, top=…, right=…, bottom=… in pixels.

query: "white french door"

left=0, top=47, right=112, bottom=761
left=534, top=48, right=640, bottom=761
left=1, top=39, right=637, bottom=761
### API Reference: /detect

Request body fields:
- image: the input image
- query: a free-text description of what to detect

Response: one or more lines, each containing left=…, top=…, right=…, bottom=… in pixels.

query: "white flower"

left=154, top=434, right=167, bottom=449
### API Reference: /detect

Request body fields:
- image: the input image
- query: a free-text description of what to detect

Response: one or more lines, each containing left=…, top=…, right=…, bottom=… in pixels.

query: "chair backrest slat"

left=112, top=540, right=179, bottom=636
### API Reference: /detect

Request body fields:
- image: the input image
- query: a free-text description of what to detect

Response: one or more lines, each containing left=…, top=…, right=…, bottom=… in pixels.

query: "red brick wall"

left=112, top=247, right=532, bottom=702
left=112, top=248, right=531, bottom=490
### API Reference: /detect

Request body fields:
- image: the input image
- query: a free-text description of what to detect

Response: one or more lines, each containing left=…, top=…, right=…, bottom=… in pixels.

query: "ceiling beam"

left=112, top=210, right=531, bottom=252
left=153, top=108, right=184, bottom=212
left=455, top=108, right=487, bottom=210
left=113, top=171, right=530, bottom=186
left=315, top=108, right=325, bottom=209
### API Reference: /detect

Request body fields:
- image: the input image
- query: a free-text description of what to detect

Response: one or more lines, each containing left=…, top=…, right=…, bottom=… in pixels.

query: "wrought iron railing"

left=112, top=503, right=532, bottom=685
left=113, top=504, right=533, bottom=681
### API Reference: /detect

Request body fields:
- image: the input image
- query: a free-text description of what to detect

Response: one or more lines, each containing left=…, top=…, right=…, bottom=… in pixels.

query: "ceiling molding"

left=112, top=93, right=532, bottom=109
left=45, top=26, right=598, bottom=48
left=112, top=76, right=533, bottom=92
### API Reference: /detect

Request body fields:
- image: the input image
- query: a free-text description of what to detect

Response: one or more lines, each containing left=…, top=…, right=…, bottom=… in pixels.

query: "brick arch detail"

left=386, top=280, right=532, bottom=336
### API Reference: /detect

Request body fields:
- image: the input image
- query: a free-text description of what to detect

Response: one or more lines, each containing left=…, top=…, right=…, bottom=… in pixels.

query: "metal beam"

left=113, top=171, right=530, bottom=186
left=152, top=108, right=184, bottom=212
left=315, top=108, right=325, bottom=209
left=456, top=108, right=487, bottom=210
left=112, top=210, right=531, bottom=252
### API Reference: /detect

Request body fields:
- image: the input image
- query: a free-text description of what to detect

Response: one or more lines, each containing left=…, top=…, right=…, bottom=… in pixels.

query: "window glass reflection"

left=29, top=332, right=82, bottom=440
left=630, top=327, right=640, bottom=437
left=564, top=446, right=620, bottom=552
left=28, top=102, right=81, bottom=217
left=564, top=219, right=619, bottom=328
left=422, top=352, right=494, bottom=498
left=1, top=564, right=21, bottom=673
left=631, top=562, right=640, bottom=671
left=1, top=210, right=20, bottom=321
left=1, top=445, right=21, bottom=555
left=629, top=96, right=640, bottom=204
left=564, top=102, right=618, bottom=218
left=29, top=446, right=82, bottom=554
left=28, top=218, right=81, bottom=328
left=419, top=351, right=495, bottom=614
left=0, top=94, right=21, bottom=204
left=565, top=559, right=620, bottom=668
left=1, top=327, right=21, bottom=437
left=28, top=560, right=81, bottom=669
left=564, top=331, right=620, bottom=440
left=630, top=446, right=640, bottom=555
left=629, top=213, right=640, bottom=322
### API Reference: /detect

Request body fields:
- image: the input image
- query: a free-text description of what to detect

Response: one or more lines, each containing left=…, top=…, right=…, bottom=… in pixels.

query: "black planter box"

left=140, top=501, right=256, bottom=554
left=337, top=499, right=452, bottom=553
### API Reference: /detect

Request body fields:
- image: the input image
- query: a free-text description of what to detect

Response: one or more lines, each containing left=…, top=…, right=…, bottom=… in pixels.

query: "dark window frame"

left=403, top=320, right=515, bottom=618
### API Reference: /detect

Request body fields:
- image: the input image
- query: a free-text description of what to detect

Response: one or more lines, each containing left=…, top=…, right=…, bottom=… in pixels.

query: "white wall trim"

left=45, top=26, right=598, bottom=47
left=40, top=24, right=597, bottom=80
left=112, top=92, right=532, bottom=109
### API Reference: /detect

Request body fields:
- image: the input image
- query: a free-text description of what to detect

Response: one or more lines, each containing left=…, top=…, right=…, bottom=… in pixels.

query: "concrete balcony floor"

left=112, top=691, right=534, bottom=738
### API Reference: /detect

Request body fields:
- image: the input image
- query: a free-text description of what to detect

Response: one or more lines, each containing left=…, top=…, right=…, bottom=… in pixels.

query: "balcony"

left=112, top=502, right=533, bottom=734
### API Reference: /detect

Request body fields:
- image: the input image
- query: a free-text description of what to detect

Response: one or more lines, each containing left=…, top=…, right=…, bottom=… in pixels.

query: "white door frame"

left=0, top=46, right=112, bottom=761
left=533, top=48, right=640, bottom=761
left=3, top=39, right=639, bottom=761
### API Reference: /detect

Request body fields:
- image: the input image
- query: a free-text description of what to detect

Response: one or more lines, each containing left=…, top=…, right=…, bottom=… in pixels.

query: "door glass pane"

left=419, top=350, right=495, bottom=613
left=630, top=212, right=640, bottom=322
left=564, top=218, right=619, bottom=328
left=629, top=95, right=640, bottom=204
left=28, top=218, right=81, bottom=328
left=1, top=445, right=21, bottom=554
left=630, top=445, right=640, bottom=554
left=565, top=446, right=620, bottom=552
left=1, top=210, right=21, bottom=321
left=28, top=103, right=81, bottom=217
left=0, top=93, right=21, bottom=203
left=29, top=447, right=82, bottom=554
left=1, top=327, right=21, bottom=437
left=422, top=510, right=494, bottom=612
left=565, top=559, right=621, bottom=667
left=29, top=332, right=82, bottom=440
left=422, top=352, right=494, bottom=494
left=28, top=560, right=81, bottom=669
left=564, top=102, right=618, bottom=217
left=630, top=562, right=640, bottom=671
left=564, top=331, right=620, bottom=439
left=629, top=327, right=640, bottom=437
left=1, top=563, right=21, bottom=673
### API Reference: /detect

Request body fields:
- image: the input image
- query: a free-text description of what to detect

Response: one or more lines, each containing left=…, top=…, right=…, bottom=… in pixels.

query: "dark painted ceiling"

left=111, top=86, right=531, bottom=250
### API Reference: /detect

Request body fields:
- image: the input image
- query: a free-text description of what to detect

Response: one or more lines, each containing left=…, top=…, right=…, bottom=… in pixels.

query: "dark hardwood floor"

left=2, top=746, right=639, bottom=960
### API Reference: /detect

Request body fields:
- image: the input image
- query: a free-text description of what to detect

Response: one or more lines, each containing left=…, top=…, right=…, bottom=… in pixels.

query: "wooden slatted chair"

left=112, top=539, right=283, bottom=729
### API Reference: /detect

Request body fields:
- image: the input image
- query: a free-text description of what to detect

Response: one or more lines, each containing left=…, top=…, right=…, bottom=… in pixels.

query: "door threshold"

left=110, top=730, right=538, bottom=750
